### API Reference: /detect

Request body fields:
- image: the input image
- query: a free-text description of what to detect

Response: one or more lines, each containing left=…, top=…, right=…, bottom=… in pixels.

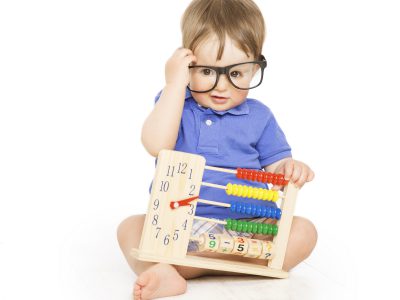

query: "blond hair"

left=181, top=0, right=265, bottom=60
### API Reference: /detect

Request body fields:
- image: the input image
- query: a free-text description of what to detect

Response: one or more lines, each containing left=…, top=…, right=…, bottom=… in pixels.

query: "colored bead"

left=251, top=204, right=257, bottom=216
left=265, top=206, right=272, bottom=218
left=237, top=221, right=243, bottom=232
left=225, top=219, right=232, bottom=230
left=276, top=209, right=282, bottom=220
left=242, top=221, right=248, bottom=232
left=236, top=202, right=242, bottom=213
left=256, top=206, right=262, bottom=217
left=257, top=223, right=263, bottom=234
left=245, top=204, right=252, bottom=215
left=231, top=219, right=237, bottom=231
left=230, top=201, right=236, bottom=213
left=272, top=225, right=278, bottom=236
left=235, top=169, right=288, bottom=186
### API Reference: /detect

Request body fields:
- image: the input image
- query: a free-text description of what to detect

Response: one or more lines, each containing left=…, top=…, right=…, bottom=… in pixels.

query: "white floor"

left=54, top=219, right=356, bottom=300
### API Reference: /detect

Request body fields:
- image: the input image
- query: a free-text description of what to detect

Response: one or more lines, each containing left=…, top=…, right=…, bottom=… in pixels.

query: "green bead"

left=231, top=219, right=238, bottom=231
left=225, top=218, right=232, bottom=230
left=267, top=224, right=273, bottom=235
left=272, top=225, right=278, bottom=236
left=253, top=223, right=259, bottom=234
left=250, top=223, right=256, bottom=233
left=237, top=221, right=243, bottom=232
left=242, top=221, right=249, bottom=233
left=262, top=223, right=268, bottom=235
left=247, top=222, right=253, bottom=233
left=257, top=223, right=263, bottom=234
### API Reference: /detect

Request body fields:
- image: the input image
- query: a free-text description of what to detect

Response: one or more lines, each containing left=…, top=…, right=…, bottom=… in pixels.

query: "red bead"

left=257, top=172, right=263, bottom=182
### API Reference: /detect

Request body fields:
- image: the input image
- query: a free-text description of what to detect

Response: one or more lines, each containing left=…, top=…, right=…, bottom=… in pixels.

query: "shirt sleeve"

left=154, top=90, right=162, bottom=104
left=255, top=113, right=292, bottom=167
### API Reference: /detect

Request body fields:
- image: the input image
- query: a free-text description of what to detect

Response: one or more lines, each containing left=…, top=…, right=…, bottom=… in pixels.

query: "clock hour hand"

left=170, top=195, right=199, bottom=209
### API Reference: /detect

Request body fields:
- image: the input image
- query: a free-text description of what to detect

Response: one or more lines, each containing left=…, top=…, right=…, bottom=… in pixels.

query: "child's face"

left=190, top=35, right=255, bottom=111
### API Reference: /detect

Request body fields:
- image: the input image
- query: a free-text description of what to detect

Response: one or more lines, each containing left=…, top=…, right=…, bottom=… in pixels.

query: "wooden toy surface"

left=131, top=149, right=298, bottom=278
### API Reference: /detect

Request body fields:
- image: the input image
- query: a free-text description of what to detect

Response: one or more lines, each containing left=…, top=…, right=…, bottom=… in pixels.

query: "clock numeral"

left=177, top=162, right=187, bottom=175
left=189, top=168, right=193, bottom=179
left=189, top=184, right=195, bottom=196
left=160, top=180, right=169, bottom=192
left=153, top=198, right=159, bottom=210
left=166, top=165, right=175, bottom=177
left=173, top=229, right=179, bottom=241
left=155, top=227, right=161, bottom=238
left=182, top=219, right=188, bottom=230
left=163, top=234, right=170, bottom=245
left=188, top=204, right=194, bottom=215
left=152, top=214, right=159, bottom=225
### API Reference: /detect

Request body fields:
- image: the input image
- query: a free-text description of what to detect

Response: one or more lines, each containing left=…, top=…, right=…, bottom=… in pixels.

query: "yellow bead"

left=253, top=188, right=258, bottom=199
left=237, top=185, right=243, bottom=197
left=242, top=185, right=248, bottom=197
left=258, top=188, right=264, bottom=199
left=273, top=191, right=278, bottom=202
left=226, top=183, right=232, bottom=195
left=233, top=184, right=239, bottom=196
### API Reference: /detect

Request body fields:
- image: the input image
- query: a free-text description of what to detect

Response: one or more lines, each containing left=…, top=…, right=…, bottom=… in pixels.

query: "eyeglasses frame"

left=187, top=55, right=267, bottom=93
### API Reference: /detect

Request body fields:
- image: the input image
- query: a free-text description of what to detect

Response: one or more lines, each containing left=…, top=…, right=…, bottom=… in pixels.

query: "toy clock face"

left=139, top=150, right=206, bottom=258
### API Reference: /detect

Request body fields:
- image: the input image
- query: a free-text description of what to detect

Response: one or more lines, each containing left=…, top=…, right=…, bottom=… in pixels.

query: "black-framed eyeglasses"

left=188, top=55, right=267, bottom=93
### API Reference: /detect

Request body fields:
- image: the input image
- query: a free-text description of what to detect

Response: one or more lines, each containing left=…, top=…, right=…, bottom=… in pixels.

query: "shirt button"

left=205, top=119, right=213, bottom=126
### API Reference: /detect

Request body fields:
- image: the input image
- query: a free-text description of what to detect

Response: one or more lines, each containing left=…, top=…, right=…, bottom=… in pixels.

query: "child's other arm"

left=264, top=158, right=315, bottom=189
left=141, top=48, right=197, bottom=157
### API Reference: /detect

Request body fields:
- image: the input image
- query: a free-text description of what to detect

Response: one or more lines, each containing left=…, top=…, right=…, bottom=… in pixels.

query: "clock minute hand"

left=170, top=195, right=199, bottom=209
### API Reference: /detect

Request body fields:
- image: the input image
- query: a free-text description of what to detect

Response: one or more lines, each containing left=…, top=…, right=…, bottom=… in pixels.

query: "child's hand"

left=165, top=48, right=197, bottom=88
left=271, top=158, right=314, bottom=190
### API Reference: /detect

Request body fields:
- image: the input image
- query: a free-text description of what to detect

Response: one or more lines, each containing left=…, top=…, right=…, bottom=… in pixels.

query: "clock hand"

left=170, top=195, right=199, bottom=209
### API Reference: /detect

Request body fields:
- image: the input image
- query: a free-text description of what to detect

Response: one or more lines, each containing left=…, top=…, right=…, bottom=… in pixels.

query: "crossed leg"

left=117, top=214, right=317, bottom=300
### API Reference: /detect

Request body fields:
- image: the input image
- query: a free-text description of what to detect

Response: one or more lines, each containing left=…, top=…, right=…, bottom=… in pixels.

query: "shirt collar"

left=186, top=88, right=249, bottom=116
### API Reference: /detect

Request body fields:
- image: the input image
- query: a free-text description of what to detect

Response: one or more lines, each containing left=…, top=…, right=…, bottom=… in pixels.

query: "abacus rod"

left=197, top=199, right=230, bottom=208
left=201, top=182, right=226, bottom=190
left=193, top=216, right=227, bottom=225
left=204, top=165, right=236, bottom=174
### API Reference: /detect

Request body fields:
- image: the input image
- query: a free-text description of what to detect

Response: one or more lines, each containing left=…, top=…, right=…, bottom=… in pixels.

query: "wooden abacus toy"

left=131, top=150, right=298, bottom=278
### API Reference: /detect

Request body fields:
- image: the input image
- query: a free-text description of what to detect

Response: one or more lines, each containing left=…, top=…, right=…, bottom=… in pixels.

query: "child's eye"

left=200, top=68, right=214, bottom=76
left=230, top=71, right=241, bottom=78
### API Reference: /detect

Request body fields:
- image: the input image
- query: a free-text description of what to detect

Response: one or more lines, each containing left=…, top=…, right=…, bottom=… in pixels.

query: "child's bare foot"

left=133, top=263, right=187, bottom=300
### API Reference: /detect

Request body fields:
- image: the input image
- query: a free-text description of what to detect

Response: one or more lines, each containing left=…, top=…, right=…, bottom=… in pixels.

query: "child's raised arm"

left=141, top=48, right=196, bottom=157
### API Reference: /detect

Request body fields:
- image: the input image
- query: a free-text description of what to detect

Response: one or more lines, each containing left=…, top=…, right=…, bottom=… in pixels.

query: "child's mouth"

left=211, top=95, right=228, bottom=104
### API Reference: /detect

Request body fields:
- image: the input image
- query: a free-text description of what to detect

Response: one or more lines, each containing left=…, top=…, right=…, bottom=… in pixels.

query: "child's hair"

left=181, top=0, right=265, bottom=60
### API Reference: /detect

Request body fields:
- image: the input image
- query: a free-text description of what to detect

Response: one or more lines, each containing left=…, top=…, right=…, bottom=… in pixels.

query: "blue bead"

left=231, top=201, right=236, bottom=212
left=271, top=207, right=276, bottom=219
left=251, top=204, right=257, bottom=216
left=265, top=206, right=272, bottom=218
left=245, top=204, right=252, bottom=215
left=236, top=202, right=242, bottom=213
left=261, top=206, right=267, bottom=217
left=276, top=208, right=282, bottom=220
left=256, top=206, right=262, bottom=217
left=241, top=203, right=246, bottom=214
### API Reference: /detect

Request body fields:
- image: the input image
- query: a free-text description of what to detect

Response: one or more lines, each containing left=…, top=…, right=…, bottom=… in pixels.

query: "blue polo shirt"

left=153, top=88, right=291, bottom=220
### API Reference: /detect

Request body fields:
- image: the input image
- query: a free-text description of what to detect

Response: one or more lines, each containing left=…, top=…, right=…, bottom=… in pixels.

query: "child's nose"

left=215, top=74, right=230, bottom=91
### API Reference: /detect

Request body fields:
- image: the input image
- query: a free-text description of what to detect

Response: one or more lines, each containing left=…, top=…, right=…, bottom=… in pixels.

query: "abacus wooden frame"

left=131, top=149, right=298, bottom=278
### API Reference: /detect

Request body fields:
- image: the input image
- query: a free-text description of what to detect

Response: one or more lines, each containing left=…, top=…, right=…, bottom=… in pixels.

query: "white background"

left=1, top=0, right=399, bottom=299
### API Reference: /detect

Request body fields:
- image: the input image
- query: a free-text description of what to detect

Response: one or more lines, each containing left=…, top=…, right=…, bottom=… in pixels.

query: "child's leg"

left=253, top=216, right=318, bottom=271
left=117, top=215, right=235, bottom=300
left=117, top=215, right=316, bottom=299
